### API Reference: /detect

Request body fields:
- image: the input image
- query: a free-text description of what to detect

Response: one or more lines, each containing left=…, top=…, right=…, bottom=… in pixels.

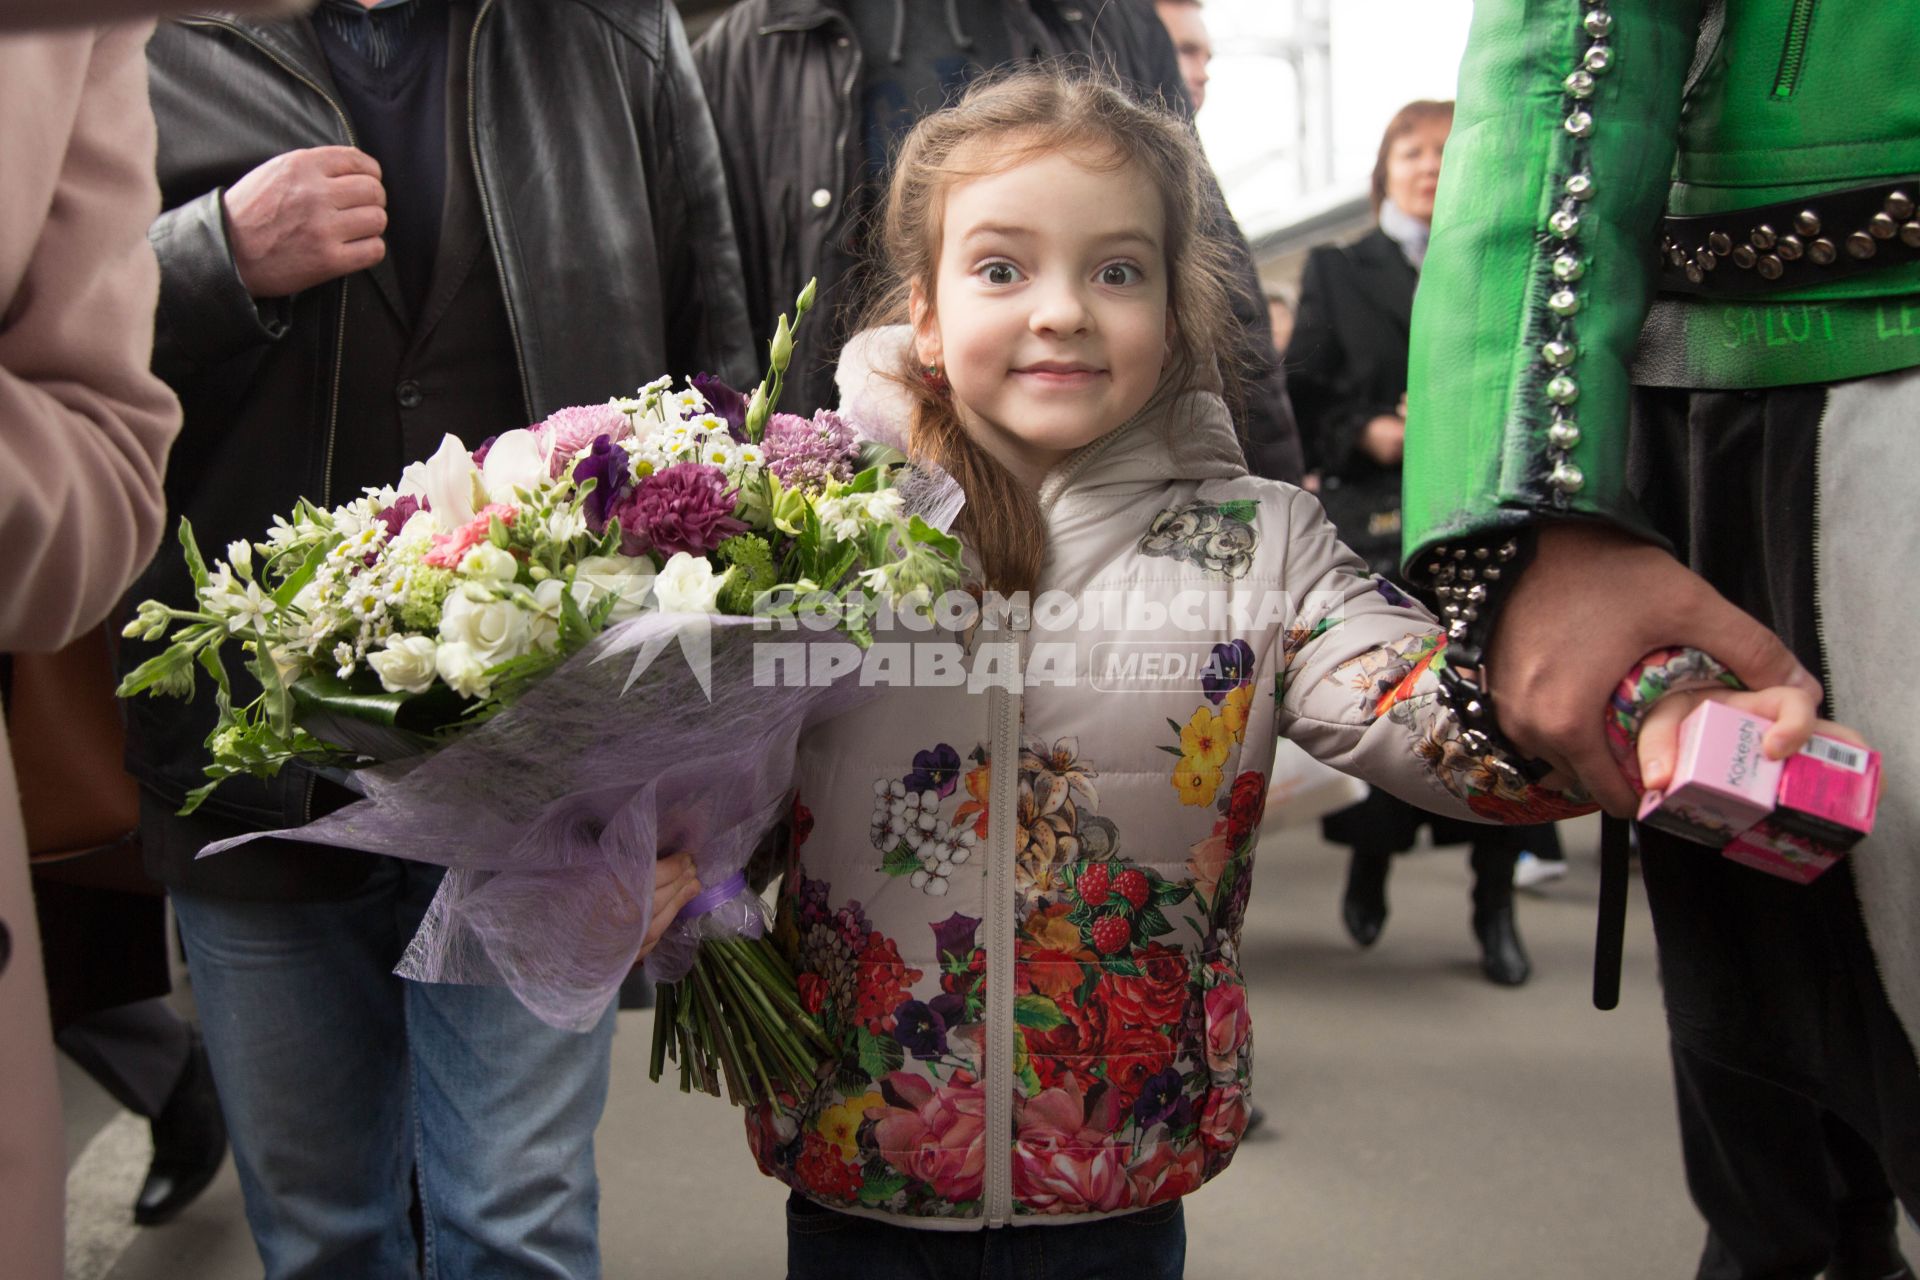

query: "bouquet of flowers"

left=120, top=284, right=966, bottom=1107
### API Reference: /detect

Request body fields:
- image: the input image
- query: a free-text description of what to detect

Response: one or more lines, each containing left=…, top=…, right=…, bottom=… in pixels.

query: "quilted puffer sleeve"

left=1274, top=491, right=1590, bottom=825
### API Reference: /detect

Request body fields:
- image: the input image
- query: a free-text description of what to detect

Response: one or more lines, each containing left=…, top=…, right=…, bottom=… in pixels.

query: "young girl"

left=744, top=68, right=1837, bottom=1278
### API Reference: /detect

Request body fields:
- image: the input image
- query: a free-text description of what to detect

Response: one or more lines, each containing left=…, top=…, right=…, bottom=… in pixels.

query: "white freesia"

left=528, top=579, right=567, bottom=653
left=458, top=542, right=519, bottom=585
left=226, top=540, right=254, bottom=578
left=416, top=434, right=480, bottom=532
left=543, top=506, right=588, bottom=542
left=367, top=634, right=440, bottom=693
left=650, top=552, right=724, bottom=614
left=570, top=554, right=655, bottom=622
left=439, top=586, right=534, bottom=665
left=479, top=429, right=544, bottom=504
left=433, top=641, right=491, bottom=698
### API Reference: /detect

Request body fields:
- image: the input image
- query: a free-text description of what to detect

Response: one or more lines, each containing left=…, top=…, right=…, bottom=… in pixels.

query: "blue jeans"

left=785, top=1194, right=1187, bottom=1280
left=173, top=858, right=615, bottom=1280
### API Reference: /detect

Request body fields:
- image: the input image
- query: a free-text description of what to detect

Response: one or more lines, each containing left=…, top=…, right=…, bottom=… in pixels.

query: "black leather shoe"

left=1341, top=850, right=1390, bottom=948
left=134, top=1031, right=227, bottom=1226
left=1473, top=906, right=1532, bottom=987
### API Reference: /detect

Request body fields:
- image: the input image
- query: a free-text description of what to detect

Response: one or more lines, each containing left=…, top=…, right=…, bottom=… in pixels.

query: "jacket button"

left=811, top=188, right=833, bottom=210
left=396, top=379, right=423, bottom=409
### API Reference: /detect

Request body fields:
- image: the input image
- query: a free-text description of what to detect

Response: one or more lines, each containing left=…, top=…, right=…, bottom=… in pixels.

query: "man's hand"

left=1361, top=414, right=1405, bottom=465
left=635, top=852, right=701, bottom=963
left=222, top=146, right=387, bottom=298
left=1487, top=522, right=1821, bottom=815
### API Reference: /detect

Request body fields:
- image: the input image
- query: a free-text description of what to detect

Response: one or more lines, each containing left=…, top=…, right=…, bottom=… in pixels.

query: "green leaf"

left=846, top=464, right=883, bottom=495
left=195, top=644, right=232, bottom=699
left=855, top=1026, right=904, bottom=1081
left=1157, top=745, right=1184, bottom=757
left=1152, top=879, right=1193, bottom=908
left=248, top=644, right=294, bottom=739
left=1012, top=995, right=1069, bottom=1032
left=879, top=842, right=920, bottom=878
left=818, top=542, right=861, bottom=592
left=177, top=518, right=211, bottom=593
left=117, top=644, right=201, bottom=700
left=1105, top=954, right=1143, bottom=978
left=905, top=515, right=960, bottom=560
left=1136, top=906, right=1173, bottom=939
left=1216, top=500, right=1259, bottom=525
left=270, top=537, right=334, bottom=610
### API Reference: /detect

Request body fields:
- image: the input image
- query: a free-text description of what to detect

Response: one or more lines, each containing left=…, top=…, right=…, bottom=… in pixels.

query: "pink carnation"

left=424, top=503, right=517, bottom=568
left=538, top=404, right=632, bottom=477
left=612, top=463, right=745, bottom=558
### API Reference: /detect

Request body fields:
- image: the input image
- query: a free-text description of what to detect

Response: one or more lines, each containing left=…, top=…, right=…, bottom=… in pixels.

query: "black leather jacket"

left=693, top=0, right=1303, bottom=482
left=126, top=0, right=754, bottom=833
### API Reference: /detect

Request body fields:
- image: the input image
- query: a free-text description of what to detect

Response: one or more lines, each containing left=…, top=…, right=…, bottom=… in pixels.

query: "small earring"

left=921, top=362, right=950, bottom=395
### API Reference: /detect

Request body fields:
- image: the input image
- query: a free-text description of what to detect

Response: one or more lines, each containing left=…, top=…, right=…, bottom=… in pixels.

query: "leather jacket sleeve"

left=148, top=189, right=288, bottom=391
left=1402, top=0, right=1705, bottom=577
left=648, top=3, right=757, bottom=388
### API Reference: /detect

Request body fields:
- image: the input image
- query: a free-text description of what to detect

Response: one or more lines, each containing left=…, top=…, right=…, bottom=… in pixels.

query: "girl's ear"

left=1163, top=307, right=1178, bottom=368
left=910, top=280, right=942, bottom=368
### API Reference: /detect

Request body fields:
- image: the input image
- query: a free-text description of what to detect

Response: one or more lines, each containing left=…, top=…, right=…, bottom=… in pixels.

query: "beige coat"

left=0, top=20, right=181, bottom=1278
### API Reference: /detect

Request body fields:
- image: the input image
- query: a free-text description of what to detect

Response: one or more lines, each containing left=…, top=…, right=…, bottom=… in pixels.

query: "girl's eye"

left=980, top=262, right=1023, bottom=286
left=1098, top=262, right=1143, bottom=287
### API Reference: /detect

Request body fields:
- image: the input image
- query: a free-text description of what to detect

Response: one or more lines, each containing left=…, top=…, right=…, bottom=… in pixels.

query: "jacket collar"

left=1038, top=390, right=1245, bottom=516
left=180, top=10, right=331, bottom=81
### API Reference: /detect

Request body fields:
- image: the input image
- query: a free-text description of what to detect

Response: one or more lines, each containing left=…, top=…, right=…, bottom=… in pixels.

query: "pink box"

left=1639, top=702, right=1881, bottom=884
left=1636, top=700, right=1783, bottom=849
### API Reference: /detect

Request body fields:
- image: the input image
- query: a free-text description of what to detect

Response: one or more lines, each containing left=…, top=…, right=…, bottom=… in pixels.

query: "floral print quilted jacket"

left=743, top=384, right=1582, bottom=1229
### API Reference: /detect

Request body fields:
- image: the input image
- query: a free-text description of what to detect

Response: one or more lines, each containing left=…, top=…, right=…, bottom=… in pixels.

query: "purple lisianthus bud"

left=572, top=435, right=632, bottom=533
left=471, top=435, right=498, bottom=466
left=376, top=494, right=427, bottom=540
left=613, top=462, right=747, bottom=558
left=692, top=373, right=749, bottom=440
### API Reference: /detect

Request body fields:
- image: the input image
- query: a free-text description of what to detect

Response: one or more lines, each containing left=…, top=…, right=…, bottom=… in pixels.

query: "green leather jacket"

left=1403, top=0, right=1920, bottom=571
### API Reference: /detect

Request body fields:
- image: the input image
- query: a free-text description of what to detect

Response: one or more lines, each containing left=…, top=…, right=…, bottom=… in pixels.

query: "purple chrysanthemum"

left=612, top=462, right=746, bottom=558
left=762, top=410, right=857, bottom=492
left=539, top=404, right=632, bottom=477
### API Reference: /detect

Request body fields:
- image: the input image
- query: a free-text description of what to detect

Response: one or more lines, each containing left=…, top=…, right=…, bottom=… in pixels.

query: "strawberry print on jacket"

left=742, top=343, right=1586, bottom=1231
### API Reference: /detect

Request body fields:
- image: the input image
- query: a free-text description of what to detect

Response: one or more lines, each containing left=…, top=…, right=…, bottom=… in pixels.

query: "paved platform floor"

left=60, top=815, right=1918, bottom=1278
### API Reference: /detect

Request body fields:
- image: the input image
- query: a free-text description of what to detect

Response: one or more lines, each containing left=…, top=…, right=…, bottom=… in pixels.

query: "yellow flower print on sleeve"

left=1221, top=683, right=1254, bottom=743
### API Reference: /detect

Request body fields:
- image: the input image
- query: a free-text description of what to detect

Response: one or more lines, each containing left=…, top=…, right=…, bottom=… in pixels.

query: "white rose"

left=650, top=552, right=724, bottom=614
left=570, top=554, right=656, bottom=622
left=367, top=634, right=440, bottom=694
left=433, top=641, right=492, bottom=699
left=458, top=542, right=519, bottom=585
left=438, top=586, right=533, bottom=665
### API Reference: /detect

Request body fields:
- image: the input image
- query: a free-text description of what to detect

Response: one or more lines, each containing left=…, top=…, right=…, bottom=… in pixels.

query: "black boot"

left=1341, top=848, right=1391, bottom=948
left=134, top=1030, right=228, bottom=1226
left=1473, top=905, right=1532, bottom=987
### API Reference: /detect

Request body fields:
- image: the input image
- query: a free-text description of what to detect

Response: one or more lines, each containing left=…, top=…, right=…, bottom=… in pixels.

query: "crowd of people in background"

left=0, top=2, right=1914, bottom=1279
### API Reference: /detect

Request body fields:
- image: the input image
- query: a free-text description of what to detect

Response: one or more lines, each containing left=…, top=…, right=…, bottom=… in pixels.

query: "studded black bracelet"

left=1419, top=528, right=1553, bottom=786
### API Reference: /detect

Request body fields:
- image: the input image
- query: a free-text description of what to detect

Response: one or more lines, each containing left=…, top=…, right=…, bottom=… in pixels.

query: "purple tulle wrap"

left=200, top=450, right=961, bottom=1033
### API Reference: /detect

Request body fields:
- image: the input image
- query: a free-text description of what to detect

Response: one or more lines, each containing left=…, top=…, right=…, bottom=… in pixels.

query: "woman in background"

left=1284, top=100, right=1563, bottom=986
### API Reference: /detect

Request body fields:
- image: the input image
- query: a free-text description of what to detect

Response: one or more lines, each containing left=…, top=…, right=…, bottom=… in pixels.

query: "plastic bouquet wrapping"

left=120, top=286, right=967, bottom=1106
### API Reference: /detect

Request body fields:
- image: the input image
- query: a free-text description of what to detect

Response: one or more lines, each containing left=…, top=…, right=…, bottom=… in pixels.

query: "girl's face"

left=1383, top=119, right=1447, bottom=224
left=912, top=144, right=1173, bottom=488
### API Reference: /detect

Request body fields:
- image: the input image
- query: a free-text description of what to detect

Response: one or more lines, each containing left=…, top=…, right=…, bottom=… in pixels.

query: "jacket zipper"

left=1772, top=0, right=1818, bottom=100
left=982, top=601, right=1030, bottom=1226
left=466, top=0, right=534, bottom=423
left=182, top=17, right=352, bottom=507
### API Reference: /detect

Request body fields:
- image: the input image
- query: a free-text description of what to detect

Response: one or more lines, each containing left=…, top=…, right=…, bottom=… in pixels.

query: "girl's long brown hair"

left=861, top=67, right=1240, bottom=596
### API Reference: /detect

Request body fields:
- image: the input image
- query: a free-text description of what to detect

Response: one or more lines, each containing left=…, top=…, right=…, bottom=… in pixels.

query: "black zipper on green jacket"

left=1772, top=0, right=1818, bottom=99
